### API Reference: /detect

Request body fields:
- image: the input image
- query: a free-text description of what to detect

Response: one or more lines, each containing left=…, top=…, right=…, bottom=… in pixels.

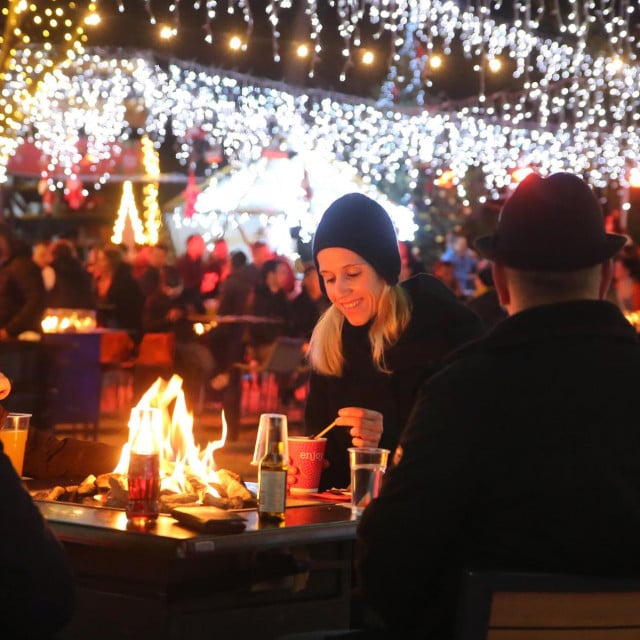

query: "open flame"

left=113, top=374, right=227, bottom=501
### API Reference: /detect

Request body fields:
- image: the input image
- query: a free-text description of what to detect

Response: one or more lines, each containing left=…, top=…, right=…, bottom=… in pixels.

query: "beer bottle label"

left=259, top=469, right=286, bottom=513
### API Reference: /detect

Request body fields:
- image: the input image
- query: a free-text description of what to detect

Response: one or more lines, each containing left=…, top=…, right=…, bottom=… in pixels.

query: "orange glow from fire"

left=113, top=375, right=227, bottom=500
left=511, top=167, right=534, bottom=183
left=434, top=169, right=455, bottom=188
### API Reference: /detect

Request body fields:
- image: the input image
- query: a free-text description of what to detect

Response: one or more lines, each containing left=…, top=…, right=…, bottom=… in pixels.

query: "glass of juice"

left=0, top=413, right=31, bottom=477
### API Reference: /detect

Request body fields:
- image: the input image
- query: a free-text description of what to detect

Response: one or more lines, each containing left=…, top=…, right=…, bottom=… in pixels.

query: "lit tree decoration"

left=141, top=134, right=161, bottom=245
left=111, top=180, right=146, bottom=246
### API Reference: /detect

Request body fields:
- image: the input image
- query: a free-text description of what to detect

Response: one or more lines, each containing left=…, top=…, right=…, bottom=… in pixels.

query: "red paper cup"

left=288, top=436, right=327, bottom=494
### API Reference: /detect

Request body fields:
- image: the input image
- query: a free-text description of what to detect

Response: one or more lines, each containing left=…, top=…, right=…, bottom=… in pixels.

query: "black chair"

left=455, top=570, right=640, bottom=639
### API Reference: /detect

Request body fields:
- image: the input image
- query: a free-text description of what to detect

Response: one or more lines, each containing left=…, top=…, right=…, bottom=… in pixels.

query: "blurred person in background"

left=46, top=239, right=96, bottom=310
left=32, top=241, right=55, bottom=292
left=209, top=250, right=259, bottom=394
left=611, top=255, right=640, bottom=312
left=399, top=240, right=425, bottom=282
left=432, top=259, right=464, bottom=299
left=440, top=234, right=478, bottom=298
left=175, top=233, right=209, bottom=313
left=247, top=258, right=293, bottom=364
left=93, top=243, right=144, bottom=344
left=465, top=262, right=508, bottom=332
left=203, top=237, right=231, bottom=300
left=0, top=225, right=46, bottom=341
left=290, top=263, right=331, bottom=341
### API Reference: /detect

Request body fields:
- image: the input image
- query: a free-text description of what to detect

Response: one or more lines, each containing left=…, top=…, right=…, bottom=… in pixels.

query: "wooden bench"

left=455, top=570, right=640, bottom=639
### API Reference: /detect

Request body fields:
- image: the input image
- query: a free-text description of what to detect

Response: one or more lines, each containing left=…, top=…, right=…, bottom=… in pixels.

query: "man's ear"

left=599, top=259, right=613, bottom=300
left=493, top=263, right=510, bottom=308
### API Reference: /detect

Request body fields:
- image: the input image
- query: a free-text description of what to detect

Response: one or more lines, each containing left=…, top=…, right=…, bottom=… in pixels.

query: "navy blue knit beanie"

left=312, top=193, right=401, bottom=296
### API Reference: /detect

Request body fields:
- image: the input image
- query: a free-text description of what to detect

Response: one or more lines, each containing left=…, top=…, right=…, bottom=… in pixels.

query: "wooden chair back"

left=455, top=570, right=640, bottom=639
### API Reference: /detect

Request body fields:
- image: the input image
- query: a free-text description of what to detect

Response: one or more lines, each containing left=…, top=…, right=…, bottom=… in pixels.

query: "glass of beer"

left=0, top=413, right=31, bottom=477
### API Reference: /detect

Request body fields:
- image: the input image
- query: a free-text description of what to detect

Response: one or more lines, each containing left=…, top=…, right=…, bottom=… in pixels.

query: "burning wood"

left=30, top=375, right=258, bottom=511
left=31, top=469, right=257, bottom=511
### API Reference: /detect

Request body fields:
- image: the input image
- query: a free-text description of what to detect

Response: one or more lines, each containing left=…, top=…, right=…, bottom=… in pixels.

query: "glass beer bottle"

left=126, top=408, right=162, bottom=528
left=258, top=417, right=288, bottom=522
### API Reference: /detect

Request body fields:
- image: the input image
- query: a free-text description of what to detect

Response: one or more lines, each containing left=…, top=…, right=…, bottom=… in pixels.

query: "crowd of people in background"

left=2, top=205, right=640, bottom=412
left=0, top=192, right=639, bottom=452
left=0, top=224, right=340, bottom=414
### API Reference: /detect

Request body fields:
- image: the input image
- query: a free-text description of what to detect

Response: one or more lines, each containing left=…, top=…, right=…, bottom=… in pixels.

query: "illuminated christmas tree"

left=111, top=180, right=146, bottom=248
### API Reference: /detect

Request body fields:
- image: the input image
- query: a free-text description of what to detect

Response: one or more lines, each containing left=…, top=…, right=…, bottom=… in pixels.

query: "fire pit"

left=30, top=375, right=257, bottom=512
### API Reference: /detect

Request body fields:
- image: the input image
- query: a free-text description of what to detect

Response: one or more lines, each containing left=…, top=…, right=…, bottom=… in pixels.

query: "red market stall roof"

left=7, top=138, right=145, bottom=181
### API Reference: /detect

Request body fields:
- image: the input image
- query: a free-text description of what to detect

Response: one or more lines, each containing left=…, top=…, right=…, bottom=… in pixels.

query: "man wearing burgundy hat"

left=355, top=173, right=640, bottom=639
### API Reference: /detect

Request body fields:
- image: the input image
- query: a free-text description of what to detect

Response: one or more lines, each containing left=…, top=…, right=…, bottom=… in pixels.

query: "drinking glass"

left=251, top=413, right=288, bottom=465
left=348, top=447, right=390, bottom=517
left=0, top=413, right=31, bottom=477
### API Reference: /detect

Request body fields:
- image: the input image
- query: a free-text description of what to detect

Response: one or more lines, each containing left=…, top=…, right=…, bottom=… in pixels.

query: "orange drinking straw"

left=312, top=420, right=337, bottom=439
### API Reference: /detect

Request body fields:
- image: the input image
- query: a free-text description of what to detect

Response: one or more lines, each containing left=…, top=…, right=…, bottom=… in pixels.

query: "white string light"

left=5, top=46, right=639, bottom=197
left=1, top=0, right=639, bottom=205
left=123, top=1, right=638, bottom=86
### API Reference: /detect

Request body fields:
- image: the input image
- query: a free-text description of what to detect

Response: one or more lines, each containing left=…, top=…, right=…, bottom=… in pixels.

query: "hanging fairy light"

left=124, top=1, right=638, bottom=86
left=9, top=46, right=640, bottom=198
left=0, top=0, right=99, bottom=181
left=1, top=0, right=640, bottom=201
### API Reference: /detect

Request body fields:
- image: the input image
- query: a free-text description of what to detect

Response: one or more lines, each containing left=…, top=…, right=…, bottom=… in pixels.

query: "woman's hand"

left=286, top=462, right=300, bottom=490
left=336, top=407, right=383, bottom=448
left=286, top=456, right=329, bottom=490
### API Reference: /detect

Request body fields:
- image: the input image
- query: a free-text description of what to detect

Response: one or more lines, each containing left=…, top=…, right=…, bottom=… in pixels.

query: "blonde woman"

left=301, top=193, right=483, bottom=491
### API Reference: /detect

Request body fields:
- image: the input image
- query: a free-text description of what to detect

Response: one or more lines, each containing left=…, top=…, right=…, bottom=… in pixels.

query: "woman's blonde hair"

left=307, top=284, right=412, bottom=376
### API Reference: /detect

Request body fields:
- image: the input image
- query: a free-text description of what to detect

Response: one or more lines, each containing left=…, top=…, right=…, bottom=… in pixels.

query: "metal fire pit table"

left=37, top=499, right=357, bottom=640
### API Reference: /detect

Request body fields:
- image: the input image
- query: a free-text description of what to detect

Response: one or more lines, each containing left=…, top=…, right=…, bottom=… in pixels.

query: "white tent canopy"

left=164, top=148, right=417, bottom=260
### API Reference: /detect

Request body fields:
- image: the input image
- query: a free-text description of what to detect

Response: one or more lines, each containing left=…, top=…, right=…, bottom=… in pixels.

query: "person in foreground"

left=302, top=192, right=483, bottom=492
left=356, top=172, right=640, bottom=639
left=0, top=373, right=76, bottom=638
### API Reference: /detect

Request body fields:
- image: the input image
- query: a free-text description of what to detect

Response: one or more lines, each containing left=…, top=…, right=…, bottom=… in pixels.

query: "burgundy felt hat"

left=474, top=172, right=626, bottom=270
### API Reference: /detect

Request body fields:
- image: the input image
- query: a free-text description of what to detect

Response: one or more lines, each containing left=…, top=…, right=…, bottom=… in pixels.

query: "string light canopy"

left=112, top=1, right=637, bottom=87
left=3, top=46, right=639, bottom=212
left=0, top=0, right=98, bottom=182
left=1, top=0, right=639, bottom=209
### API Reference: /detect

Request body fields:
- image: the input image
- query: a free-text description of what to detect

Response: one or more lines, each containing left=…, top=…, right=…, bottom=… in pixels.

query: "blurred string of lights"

left=0, top=0, right=98, bottom=182
left=119, top=1, right=637, bottom=90
left=10, top=49, right=640, bottom=195
left=0, top=0, right=639, bottom=210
